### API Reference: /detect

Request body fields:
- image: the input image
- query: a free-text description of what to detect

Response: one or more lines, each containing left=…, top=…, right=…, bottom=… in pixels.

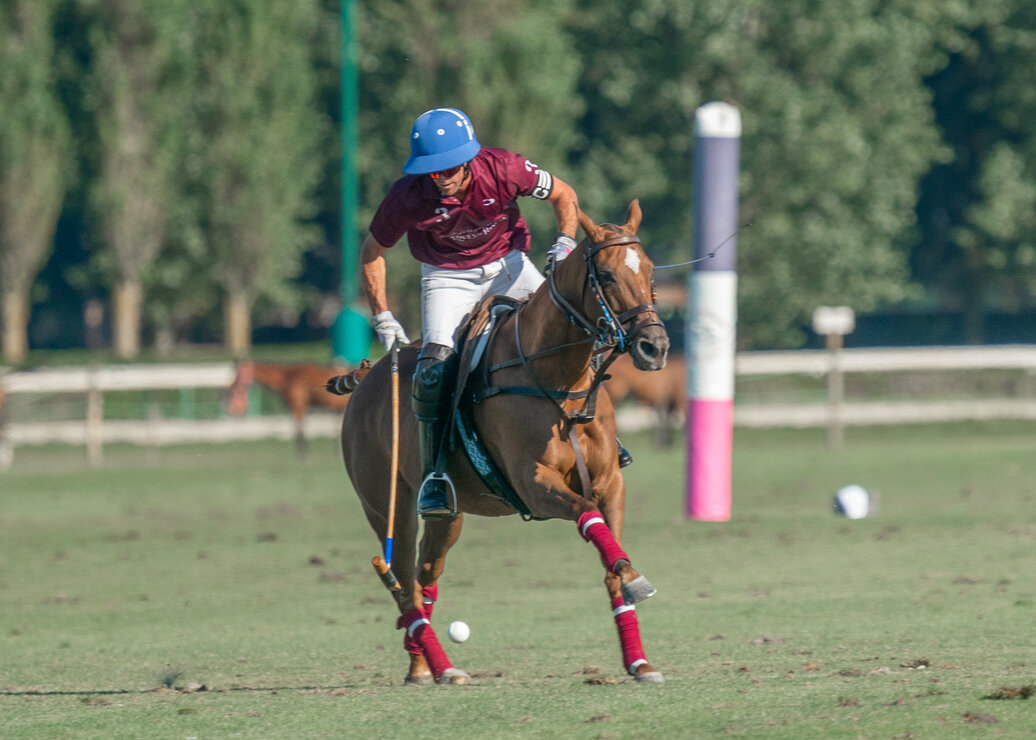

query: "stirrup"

left=618, top=445, right=634, bottom=468
left=417, top=472, right=457, bottom=519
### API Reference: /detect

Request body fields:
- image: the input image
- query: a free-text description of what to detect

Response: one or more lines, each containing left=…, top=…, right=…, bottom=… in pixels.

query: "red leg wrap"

left=577, top=511, right=630, bottom=572
left=404, top=584, right=440, bottom=655
left=611, top=596, right=648, bottom=675
left=421, top=584, right=439, bottom=619
left=398, top=608, right=452, bottom=679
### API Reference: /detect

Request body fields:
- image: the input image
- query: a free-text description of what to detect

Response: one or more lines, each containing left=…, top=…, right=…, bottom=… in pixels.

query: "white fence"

left=733, top=344, right=1036, bottom=447
left=1, top=363, right=238, bottom=468
left=2, top=345, right=1034, bottom=467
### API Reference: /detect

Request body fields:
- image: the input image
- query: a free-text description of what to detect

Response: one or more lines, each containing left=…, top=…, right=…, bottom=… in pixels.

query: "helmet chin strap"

left=438, top=162, right=473, bottom=201
left=458, top=162, right=473, bottom=192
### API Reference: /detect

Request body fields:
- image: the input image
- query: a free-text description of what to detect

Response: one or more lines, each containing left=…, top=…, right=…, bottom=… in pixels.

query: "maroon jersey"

left=369, top=147, right=554, bottom=269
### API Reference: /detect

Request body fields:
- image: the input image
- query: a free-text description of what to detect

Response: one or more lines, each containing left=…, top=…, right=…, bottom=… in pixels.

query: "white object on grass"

left=447, top=620, right=470, bottom=643
left=834, top=485, right=871, bottom=519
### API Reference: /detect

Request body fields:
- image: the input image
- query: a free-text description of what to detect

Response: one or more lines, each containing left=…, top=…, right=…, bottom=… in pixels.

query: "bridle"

left=472, top=228, right=668, bottom=496
left=547, top=232, right=664, bottom=353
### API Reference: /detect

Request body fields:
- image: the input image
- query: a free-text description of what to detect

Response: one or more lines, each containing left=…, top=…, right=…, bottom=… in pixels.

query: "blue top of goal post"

left=693, top=102, right=741, bottom=272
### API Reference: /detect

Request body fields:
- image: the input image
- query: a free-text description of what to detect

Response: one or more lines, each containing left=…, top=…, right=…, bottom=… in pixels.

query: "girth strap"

left=567, top=422, right=593, bottom=497
left=473, top=385, right=592, bottom=404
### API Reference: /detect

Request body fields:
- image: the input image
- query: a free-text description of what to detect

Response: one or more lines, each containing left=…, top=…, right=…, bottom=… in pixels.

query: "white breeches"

left=420, top=250, right=544, bottom=348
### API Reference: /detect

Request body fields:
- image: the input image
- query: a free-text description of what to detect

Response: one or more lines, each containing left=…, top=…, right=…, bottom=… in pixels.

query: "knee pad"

left=412, top=344, right=457, bottom=421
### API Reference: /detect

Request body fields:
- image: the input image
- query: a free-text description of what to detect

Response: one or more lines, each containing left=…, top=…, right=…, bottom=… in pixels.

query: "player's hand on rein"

left=372, top=311, right=410, bottom=352
left=545, top=234, right=577, bottom=275
left=547, top=234, right=577, bottom=263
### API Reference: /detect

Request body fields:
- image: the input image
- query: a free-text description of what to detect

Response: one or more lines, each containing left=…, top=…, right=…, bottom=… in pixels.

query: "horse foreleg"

left=401, top=583, right=439, bottom=685
left=397, top=606, right=467, bottom=685
left=604, top=575, right=664, bottom=683
left=399, top=516, right=469, bottom=685
left=577, top=510, right=663, bottom=682
left=577, top=511, right=656, bottom=604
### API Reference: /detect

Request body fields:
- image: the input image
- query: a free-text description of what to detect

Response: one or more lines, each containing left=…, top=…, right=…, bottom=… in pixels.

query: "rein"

left=547, top=233, right=661, bottom=353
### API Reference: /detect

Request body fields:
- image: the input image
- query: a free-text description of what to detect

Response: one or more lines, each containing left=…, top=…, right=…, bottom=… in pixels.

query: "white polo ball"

left=447, top=620, right=470, bottom=643
left=834, top=485, right=870, bottom=520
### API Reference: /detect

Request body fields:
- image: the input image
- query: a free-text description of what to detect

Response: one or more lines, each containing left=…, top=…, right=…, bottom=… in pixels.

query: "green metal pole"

left=332, top=0, right=370, bottom=363
left=340, top=0, right=357, bottom=305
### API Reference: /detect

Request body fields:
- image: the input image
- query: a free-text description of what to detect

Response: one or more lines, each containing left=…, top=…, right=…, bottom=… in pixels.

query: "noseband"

left=547, top=233, right=664, bottom=353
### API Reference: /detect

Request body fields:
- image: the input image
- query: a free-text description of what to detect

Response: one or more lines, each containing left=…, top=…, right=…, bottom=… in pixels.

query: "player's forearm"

left=360, top=235, right=390, bottom=316
left=548, top=177, right=579, bottom=238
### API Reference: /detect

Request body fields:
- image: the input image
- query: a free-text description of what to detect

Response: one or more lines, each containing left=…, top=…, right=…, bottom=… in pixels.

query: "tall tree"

left=0, top=0, right=70, bottom=364
left=915, top=1, right=1036, bottom=342
left=190, top=0, right=323, bottom=356
left=80, top=0, right=194, bottom=358
left=350, top=0, right=580, bottom=330
left=568, top=0, right=946, bottom=347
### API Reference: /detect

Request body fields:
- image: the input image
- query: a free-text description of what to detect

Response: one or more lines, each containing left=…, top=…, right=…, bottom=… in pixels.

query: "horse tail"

left=325, top=359, right=372, bottom=396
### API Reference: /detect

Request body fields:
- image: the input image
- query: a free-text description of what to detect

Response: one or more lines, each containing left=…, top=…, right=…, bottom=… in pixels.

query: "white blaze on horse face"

left=624, top=247, right=641, bottom=275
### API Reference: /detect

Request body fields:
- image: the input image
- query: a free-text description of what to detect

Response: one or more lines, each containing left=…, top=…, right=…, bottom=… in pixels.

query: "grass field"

left=1, top=422, right=1034, bottom=739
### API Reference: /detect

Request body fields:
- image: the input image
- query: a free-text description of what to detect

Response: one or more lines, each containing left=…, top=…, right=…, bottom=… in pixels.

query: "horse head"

left=559, top=200, right=669, bottom=371
left=225, top=360, right=254, bottom=416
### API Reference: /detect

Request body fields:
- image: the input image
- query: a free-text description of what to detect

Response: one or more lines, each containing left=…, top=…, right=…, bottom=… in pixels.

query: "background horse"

left=226, top=361, right=360, bottom=457
left=604, top=352, right=686, bottom=447
left=333, top=201, right=670, bottom=685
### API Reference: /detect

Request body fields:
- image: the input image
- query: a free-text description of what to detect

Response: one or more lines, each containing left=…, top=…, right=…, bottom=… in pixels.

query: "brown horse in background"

left=605, top=352, right=686, bottom=447
left=226, top=361, right=363, bottom=457
left=331, top=201, right=670, bottom=685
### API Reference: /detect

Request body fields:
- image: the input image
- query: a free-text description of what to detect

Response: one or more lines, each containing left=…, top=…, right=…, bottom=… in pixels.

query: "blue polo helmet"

left=403, top=108, right=481, bottom=174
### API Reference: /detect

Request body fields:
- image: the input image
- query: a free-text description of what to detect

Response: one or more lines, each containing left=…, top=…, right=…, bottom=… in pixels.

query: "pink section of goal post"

left=686, top=398, right=733, bottom=521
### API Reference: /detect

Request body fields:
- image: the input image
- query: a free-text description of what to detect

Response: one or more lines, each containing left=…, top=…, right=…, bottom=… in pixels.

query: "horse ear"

left=578, top=208, right=604, bottom=242
left=624, top=199, right=642, bottom=233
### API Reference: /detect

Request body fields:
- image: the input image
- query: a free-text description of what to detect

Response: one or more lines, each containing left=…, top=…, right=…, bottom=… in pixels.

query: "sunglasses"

left=428, top=165, right=463, bottom=180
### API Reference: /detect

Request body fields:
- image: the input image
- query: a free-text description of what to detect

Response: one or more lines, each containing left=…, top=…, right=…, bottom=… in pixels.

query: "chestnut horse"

left=332, top=201, right=670, bottom=685
left=226, top=361, right=359, bottom=457
left=604, top=352, right=686, bottom=447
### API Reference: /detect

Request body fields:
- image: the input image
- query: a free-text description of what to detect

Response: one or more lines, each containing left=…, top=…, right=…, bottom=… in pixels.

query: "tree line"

left=1, top=0, right=1034, bottom=364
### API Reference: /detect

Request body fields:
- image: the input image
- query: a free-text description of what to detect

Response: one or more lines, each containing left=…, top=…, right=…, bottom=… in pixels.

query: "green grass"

left=1, top=423, right=1034, bottom=738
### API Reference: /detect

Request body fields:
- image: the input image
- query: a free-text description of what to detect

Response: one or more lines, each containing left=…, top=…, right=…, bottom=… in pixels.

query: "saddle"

left=444, top=294, right=549, bottom=521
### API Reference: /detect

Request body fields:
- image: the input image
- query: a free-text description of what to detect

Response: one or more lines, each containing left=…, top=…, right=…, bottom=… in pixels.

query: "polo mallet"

left=371, top=342, right=402, bottom=593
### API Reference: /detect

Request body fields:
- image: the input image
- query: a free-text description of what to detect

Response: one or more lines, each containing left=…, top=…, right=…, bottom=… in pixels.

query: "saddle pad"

left=454, top=406, right=549, bottom=522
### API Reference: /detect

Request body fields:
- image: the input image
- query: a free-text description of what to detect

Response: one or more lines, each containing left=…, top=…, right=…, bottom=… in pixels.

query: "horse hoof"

left=404, top=674, right=434, bottom=686
left=437, top=668, right=470, bottom=685
left=634, top=670, right=665, bottom=684
left=621, top=575, right=657, bottom=604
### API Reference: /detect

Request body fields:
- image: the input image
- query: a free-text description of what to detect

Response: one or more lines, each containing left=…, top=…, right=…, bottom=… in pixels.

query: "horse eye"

left=597, top=270, right=616, bottom=286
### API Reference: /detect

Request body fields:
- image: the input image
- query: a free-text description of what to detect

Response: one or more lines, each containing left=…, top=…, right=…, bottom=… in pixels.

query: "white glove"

left=547, top=234, right=577, bottom=263
left=372, top=310, right=410, bottom=351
